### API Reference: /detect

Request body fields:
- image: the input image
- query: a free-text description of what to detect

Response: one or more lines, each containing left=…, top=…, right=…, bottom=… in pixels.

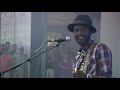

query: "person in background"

left=45, top=46, right=56, bottom=78
left=9, top=44, right=17, bottom=56
left=5, top=41, right=11, bottom=52
left=0, top=44, right=13, bottom=78
left=58, top=50, right=72, bottom=78
left=12, top=46, right=28, bottom=78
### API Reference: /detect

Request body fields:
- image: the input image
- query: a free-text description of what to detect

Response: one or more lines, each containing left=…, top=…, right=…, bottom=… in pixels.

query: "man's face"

left=6, top=42, right=10, bottom=50
left=2, top=45, right=8, bottom=53
left=11, top=44, right=17, bottom=51
left=73, top=25, right=91, bottom=46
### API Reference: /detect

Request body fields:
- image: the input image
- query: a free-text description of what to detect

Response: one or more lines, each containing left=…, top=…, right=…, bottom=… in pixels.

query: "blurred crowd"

left=0, top=41, right=28, bottom=78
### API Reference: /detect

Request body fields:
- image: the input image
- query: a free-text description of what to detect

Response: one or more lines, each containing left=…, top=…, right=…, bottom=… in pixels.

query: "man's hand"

left=73, top=70, right=87, bottom=78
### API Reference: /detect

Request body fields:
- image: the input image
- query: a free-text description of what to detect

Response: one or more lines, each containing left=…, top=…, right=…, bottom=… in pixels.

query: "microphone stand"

left=26, top=41, right=48, bottom=78
left=0, top=42, right=61, bottom=78
left=30, top=41, right=48, bottom=62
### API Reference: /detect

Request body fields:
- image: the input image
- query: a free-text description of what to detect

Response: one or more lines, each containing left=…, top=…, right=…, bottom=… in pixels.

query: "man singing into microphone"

left=67, top=15, right=112, bottom=78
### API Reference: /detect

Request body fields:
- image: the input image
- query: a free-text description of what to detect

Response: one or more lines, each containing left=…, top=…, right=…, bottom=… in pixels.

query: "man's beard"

left=75, top=35, right=90, bottom=46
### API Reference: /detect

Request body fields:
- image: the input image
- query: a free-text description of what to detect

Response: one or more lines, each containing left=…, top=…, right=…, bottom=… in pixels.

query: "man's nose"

left=77, top=29, right=84, bottom=34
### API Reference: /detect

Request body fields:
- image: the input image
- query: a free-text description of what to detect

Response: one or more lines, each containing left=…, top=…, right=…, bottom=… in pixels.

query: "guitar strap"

left=82, top=42, right=99, bottom=73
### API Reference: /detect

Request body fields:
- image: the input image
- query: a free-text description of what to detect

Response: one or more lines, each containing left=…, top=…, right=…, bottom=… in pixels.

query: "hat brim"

left=67, top=23, right=96, bottom=33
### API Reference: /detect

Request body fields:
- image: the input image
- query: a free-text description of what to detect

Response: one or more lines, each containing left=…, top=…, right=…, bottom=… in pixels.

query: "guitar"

left=74, top=50, right=86, bottom=72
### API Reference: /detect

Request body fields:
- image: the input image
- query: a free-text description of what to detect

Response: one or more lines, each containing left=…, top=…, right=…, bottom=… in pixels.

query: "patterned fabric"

left=73, top=40, right=112, bottom=78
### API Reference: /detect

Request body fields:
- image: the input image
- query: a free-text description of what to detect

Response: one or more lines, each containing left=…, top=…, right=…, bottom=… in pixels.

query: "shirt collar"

left=78, top=39, right=95, bottom=53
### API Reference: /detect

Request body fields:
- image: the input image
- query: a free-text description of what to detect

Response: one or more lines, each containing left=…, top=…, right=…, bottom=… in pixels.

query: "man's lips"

left=78, top=36, right=85, bottom=41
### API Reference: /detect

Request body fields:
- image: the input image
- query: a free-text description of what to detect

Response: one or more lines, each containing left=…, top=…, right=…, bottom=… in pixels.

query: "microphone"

left=47, top=36, right=71, bottom=43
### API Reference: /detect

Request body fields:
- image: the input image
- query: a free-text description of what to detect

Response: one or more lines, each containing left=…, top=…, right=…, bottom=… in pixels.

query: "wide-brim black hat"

left=67, top=15, right=96, bottom=33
